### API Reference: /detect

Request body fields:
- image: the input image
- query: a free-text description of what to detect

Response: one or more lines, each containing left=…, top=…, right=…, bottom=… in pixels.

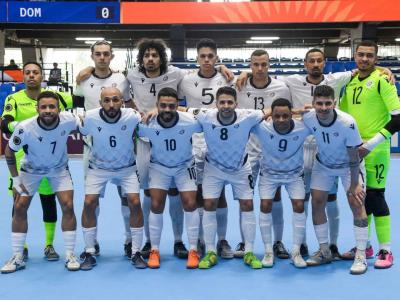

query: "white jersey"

left=74, top=71, right=131, bottom=111
left=178, top=70, right=233, bottom=108
left=282, top=72, right=351, bottom=108
left=252, top=119, right=311, bottom=179
left=138, top=111, right=202, bottom=168
left=192, top=108, right=263, bottom=172
left=303, top=109, right=362, bottom=169
left=237, top=76, right=291, bottom=110
left=9, top=112, right=79, bottom=175
left=79, top=107, right=141, bottom=170
left=126, top=65, right=185, bottom=113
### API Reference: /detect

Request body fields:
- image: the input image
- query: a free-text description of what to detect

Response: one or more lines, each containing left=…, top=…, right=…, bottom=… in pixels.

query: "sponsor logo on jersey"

left=97, top=127, right=102, bottom=132
left=155, top=130, right=160, bottom=135
left=313, top=127, right=317, bottom=132
left=247, top=92, right=251, bottom=98
left=141, top=78, right=145, bottom=83
left=90, top=83, right=94, bottom=88
left=270, top=134, right=274, bottom=139
left=350, top=123, right=355, bottom=130
left=303, top=82, right=307, bottom=86
left=211, top=124, right=216, bottom=129
left=13, top=136, right=21, bottom=145
left=194, top=82, right=199, bottom=87
left=38, top=136, right=43, bottom=142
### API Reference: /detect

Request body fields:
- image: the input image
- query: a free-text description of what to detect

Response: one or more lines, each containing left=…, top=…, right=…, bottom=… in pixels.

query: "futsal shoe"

left=22, top=247, right=29, bottom=262
left=329, top=244, right=341, bottom=261
left=306, top=249, right=332, bottom=266
left=197, top=239, right=206, bottom=257
left=273, top=241, right=290, bottom=259
left=124, top=242, right=132, bottom=259
left=342, top=245, right=374, bottom=260
left=174, top=241, right=188, bottom=259
left=141, top=242, right=151, bottom=259
left=148, top=250, right=160, bottom=269
left=244, top=252, right=262, bottom=269
left=350, top=251, right=367, bottom=275
left=44, top=245, right=60, bottom=261
left=80, top=253, right=97, bottom=271
left=300, top=243, right=309, bottom=257
left=291, top=251, right=307, bottom=268
left=261, top=252, right=274, bottom=268
left=1, top=254, right=25, bottom=274
left=234, top=242, right=245, bottom=258
left=374, top=250, right=394, bottom=269
left=186, top=250, right=200, bottom=269
left=65, top=253, right=80, bottom=271
left=131, top=252, right=148, bottom=269
left=217, top=240, right=234, bottom=259
left=199, top=251, right=218, bottom=269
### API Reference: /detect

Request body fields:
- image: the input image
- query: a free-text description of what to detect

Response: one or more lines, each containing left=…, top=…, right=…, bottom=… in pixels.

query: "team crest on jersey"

left=38, top=136, right=43, bottom=142
left=269, top=92, right=275, bottom=97
left=90, top=83, right=94, bottom=88
left=61, top=130, right=66, bottom=136
left=234, top=124, right=240, bottom=128
left=303, top=82, right=307, bottom=86
left=333, top=132, right=339, bottom=137
left=5, top=104, right=13, bottom=112
left=13, top=136, right=21, bottom=145
left=121, top=125, right=127, bottom=131
left=217, top=81, right=222, bottom=86
left=293, top=136, right=299, bottom=141
left=366, top=80, right=374, bottom=89
left=163, top=75, right=168, bottom=81
left=179, top=129, right=185, bottom=135
left=97, top=127, right=102, bottom=132
left=18, top=129, right=24, bottom=134
left=155, top=130, right=160, bottom=136
left=194, top=82, right=199, bottom=87
left=247, top=92, right=251, bottom=98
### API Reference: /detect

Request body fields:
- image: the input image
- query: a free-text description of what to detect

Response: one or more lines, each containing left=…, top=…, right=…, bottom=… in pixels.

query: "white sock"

left=203, top=210, right=217, bottom=253
left=241, top=211, right=256, bottom=253
left=12, top=232, right=26, bottom=256
left=326, top=201, right=339, bottom=245
left=216, top=207, right=228, bottom=241
left=142, top=195, right=151, bottom=242
left=130, top=227, right=143, bottom=254
left=185, top=209, right=200, bottom=251
left=62, top=230, right=76, bottom=256
left=149, top=211, right=163, bottom=250
left=168, top=194, right=184, bottom=242
left=293, top=212, right=306, bottom=250
left=354, top=224, right=368, bottom=252
left=272, top=201, right=284, bottom=242
left=121, top=205, right=131, bottom=244
left=82, top=227, right=97, bottom=254
left=303, top=199, right=310, bottom=244
left=259, top=211, right=273, bottom=253
left=198, top=207, right=204, bottom=241
left=314, top=222, right=329, bottom=246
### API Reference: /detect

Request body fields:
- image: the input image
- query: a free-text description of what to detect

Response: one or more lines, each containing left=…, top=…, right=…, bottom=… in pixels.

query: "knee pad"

left=365, top=188, right=389, bottom=217
left=39, top=194, right=57, bottom=222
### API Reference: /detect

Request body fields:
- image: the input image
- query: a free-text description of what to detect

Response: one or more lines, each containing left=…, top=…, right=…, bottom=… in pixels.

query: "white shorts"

left=202, top=161, right=254, bottom=200
left=258, top=172, right=305, bottom=200
left=20, top=167, right=73, bottom=196
left=192, top=133, right=207, bottom=185
left=149, top=161, right=197, bottom=192
left=311, top=159, right=366, bottom=192
left=136, top=138, right=151, bottom=190
left=85, top=165, right=140, bottom=195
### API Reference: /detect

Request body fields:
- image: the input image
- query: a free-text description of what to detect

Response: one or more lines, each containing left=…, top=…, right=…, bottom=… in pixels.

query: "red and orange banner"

left=121, top=1, right=400, bottom=24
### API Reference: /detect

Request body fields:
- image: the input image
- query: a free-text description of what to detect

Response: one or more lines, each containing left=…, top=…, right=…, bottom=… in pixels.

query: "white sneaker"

left=65, top=253, right=80, bottom=271
left=291, top=251, right=307, bottom=268
left=261, top=252, right=274, bottom=268
left=350, top=251, right=367, bottom=275
left=1, top=254, right=25, bottom=274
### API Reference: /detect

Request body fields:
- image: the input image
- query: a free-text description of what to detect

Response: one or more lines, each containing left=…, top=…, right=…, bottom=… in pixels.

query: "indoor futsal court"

left=0, top=158, right=398, bottom=300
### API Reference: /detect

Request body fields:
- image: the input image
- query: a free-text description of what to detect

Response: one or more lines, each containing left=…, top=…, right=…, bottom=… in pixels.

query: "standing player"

left=74, top=40, right=133, bottom=258
left=235, top=49, right=291, bottom=259
left=1, top=91, right=80, bottom=273
left=138, top=87, right=201, bottom=269
left=339, top=40, right=400, bottom=269
left=79, top=87, right=146, bottom=270
left=252, top=98, right=310, bottom=268
left=303, top=85, right=368, bottom=275
left=178, top=38, right=234, bottom=258
left=1, top=62, right=75, bottom=261
left=190, top=86, right=264, bottom=269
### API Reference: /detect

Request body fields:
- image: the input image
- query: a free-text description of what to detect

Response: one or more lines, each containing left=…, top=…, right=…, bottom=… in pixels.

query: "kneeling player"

left=79, top=87, right=146, bottom=270
left=303, top=85, right=368, bottom=275
left=1, top=91, right=80, bottom=273
left=138, top=87, right=201, bottom=269
left=252, top=98, right=310, bottom=268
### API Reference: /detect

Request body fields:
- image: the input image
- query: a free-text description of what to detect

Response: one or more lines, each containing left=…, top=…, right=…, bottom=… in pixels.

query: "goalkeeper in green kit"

left=340, top=41, right=400, bottom=269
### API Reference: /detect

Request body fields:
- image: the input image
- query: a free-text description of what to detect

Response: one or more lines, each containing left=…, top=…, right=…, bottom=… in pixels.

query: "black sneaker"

left=273, top=241, right=290, bottom=259
left=141, top=242, right=151, bottom=259
left=22, top=247, right=29, bottom=262
left=44, top=245, right=60, bottom=261
left=234, top=242, right=245, bottom=258
left=174, top=241, right=188, bottom=259
left=217, top=239, right=234, bottom=259
left=80, top=253, right=97, bottom=271
left=131, top=252, right=148, bottom=269
left=197, top=239, right=206, bottom=258
left=94, top=242, right=100, bottom=256
left=300, top=243, right=309, bottom=257
left=329, top=244, right=341, bottom=261
left=124, top=242, right=132, bottom=259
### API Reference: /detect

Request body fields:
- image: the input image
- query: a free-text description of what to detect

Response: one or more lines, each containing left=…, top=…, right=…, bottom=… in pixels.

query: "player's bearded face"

left=143, top=48, right=161, bottom=72
left=272, top=106, right=292, bottom=133
left=158, top=97, right=178, bottom=122
left=305, top=53, right=324, bottom=77
left=355, top=46, right=377, bottom=71
left=101, top=95, right=123, bottom=118
left=217, top=95, right=237, bottom=118
left=23, top=64, right=43, bottom=88
left=37, top=98, right=60, bottom=126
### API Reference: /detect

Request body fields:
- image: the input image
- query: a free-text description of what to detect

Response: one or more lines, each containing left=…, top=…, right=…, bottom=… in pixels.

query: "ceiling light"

left=250, top=37, right=280, bottom=40
left=395, top=38, right=400, bottom=42
left=76, top=37, right=104, bottom=41
left=246, top=40, right=273, bottom=44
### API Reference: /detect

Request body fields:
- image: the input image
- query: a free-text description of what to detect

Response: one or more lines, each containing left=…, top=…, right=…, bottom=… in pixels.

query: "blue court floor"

left=0, top=158, right=399, bottom=300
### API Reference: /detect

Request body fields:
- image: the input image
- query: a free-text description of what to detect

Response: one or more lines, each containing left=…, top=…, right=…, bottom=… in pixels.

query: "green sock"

left=374, top=215, right=391, bottom=245
left=44, top=222, right=56, bottom=247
